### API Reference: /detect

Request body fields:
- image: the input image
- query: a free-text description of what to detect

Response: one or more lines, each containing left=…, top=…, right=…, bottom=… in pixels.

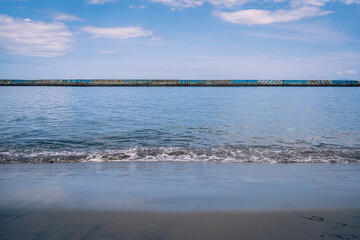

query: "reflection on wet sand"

left=1, top=208, right=359, bottom=240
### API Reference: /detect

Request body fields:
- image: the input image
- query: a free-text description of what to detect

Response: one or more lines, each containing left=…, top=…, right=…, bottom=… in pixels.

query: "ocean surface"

left=0, top=86, right=359, bottom=163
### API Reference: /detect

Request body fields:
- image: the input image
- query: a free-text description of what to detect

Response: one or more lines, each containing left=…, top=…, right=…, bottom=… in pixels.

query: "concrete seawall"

left=0, top=79, right=359, bottom=86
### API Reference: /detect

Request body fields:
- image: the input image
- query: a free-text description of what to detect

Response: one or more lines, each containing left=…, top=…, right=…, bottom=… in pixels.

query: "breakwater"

left=0, top=79, right=359, bottom=86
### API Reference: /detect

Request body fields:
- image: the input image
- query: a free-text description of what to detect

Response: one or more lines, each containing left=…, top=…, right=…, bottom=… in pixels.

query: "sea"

left=0, top=86, right=359, bottom=163
left=0, top=86, right=359, bottom=211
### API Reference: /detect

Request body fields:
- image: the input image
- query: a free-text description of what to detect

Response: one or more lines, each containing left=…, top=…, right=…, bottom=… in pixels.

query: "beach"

left=1, top=162, right=359, bottom=239
left=1, top=208, right=359, bottom=240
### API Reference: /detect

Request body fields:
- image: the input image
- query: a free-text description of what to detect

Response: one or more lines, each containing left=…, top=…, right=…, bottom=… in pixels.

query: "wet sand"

left=1, top=208, right=359, bottom=240
left=1, top=163, right=359, bottom=239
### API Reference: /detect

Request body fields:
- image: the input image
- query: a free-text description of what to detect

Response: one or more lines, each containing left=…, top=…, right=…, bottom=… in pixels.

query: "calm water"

left=0, top=86, right=359, bottom=163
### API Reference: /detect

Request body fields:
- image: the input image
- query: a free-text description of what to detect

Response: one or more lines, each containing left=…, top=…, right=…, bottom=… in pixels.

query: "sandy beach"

left=1, top=162, right=360, bottom=239
left=1, top=208, right=359, bottom=240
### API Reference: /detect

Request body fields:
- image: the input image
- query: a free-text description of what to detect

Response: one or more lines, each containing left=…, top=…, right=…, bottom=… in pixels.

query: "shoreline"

left=1, top=162, right=359, bottom=212
left=1, top=79, right=359, bottom=87
left=1, top=208, right=359, bottom=240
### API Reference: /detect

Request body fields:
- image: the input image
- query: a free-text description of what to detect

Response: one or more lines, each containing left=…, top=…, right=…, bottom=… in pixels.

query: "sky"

left=0, top=0, right=359, bottom=79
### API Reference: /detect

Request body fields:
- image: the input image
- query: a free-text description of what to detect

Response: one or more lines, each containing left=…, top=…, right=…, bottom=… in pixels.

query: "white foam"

left=0, top=146, right=359, bottom=163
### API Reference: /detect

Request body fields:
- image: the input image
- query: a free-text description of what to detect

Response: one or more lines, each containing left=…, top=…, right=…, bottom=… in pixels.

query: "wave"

left=1, top=146, right=359, bottom=164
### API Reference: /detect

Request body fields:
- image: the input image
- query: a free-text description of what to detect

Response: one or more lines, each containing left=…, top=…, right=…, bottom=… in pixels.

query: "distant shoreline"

left=0, top=79, right=359, bottom=86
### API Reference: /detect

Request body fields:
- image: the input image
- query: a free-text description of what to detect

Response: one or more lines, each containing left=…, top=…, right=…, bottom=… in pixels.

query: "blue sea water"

left=0, top=86, right=359, bottom=163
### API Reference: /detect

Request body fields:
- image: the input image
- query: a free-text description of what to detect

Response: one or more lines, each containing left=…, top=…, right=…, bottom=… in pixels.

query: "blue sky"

left=0, top=0, right=359, bottom=79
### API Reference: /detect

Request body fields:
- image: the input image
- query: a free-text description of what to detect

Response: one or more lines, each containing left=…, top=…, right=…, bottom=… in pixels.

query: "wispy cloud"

left=0, top=14, right=72, bottom=57
left=87, top=0, right=116, bottom=5
left=129, top=4, right=146, bottom=9
left=148, top=0, right=257, bottom=8
left=150, top=36, right=162, bottom=40
left=149, top=0, right=360, bottom=9
left=207, top=0, right=252, bottom=8
left=336, top=70, right=358, bottom=75
left=148, top=0, right=204, bottom=8
left=149, top=0, right=359, bottom=26
left=214, top=6, right=331, bottom=25
left=99, top=50, right=133, bottom=57
left=291, top=0, right=360, bottom=7
left=101, top=50, right=116, bottom=54
left=149, top=0, right=275, bottom=8
left=341, top=0, right=360, bottom=3
left=53, top=13, right=83, bottom=22
left=100, top=50, right=122, bottom=54
left=82, top=26, right=153, bottom=39
left=290, top=0, right=331, bottom=7
left=246, top=22, right=353, bottom=43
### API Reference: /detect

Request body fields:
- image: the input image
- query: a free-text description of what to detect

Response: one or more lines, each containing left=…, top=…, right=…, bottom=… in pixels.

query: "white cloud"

left=214, top=6, right=331, bottom=25
left=0, top=14, right=72, bottom=57
left=291, top=0, right=360, bottom=6
left=53, top=13, right=83, bottom=22
left=87, top=0, right=116, bottom=5
left=148, top=0, right=358, bottom=26
left=151, top=36, right=162, bottom=40
left=341, top=0, right=360, bottom=3
left=82, top=26, right=153, bottom=39
left=337, top=70, right=358, bottom=75
left=149, top=0, right=204, bottom=8
left=100, top=50, right=120, bottom=54
left=148, top=0, right=360, bottom=8
left=290, top=0, right=330, bottom=7
left=207, top=0, right=251, bottom=8
left=246, top=22, right=353, bottom=42
left=129, top=4, right=146, bottom=9
left=148, top=0, right=252, bottom=8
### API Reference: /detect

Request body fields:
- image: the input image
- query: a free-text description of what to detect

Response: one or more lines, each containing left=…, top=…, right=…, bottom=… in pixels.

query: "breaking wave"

left=1, top=146, right=359, bottom=164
